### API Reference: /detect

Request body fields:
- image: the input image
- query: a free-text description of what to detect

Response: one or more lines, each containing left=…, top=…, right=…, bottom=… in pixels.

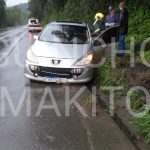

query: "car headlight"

left=76, top=54, right=93, bottom=66
left=27, top=49, right=38, bottom=63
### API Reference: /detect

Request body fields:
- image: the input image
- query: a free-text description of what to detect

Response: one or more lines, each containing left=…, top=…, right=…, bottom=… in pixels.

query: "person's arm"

left=93, top=20, right=97, bottom=26
left=105, top=15, right=109, bottom=26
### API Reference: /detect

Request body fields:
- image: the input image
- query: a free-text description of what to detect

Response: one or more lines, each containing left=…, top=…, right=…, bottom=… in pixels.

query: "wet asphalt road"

left=0, top=26, right=92, bottom=150
left=0, top=26, right=137, bottom=150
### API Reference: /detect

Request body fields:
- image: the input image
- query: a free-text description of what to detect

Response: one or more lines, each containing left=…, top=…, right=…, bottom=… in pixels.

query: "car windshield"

left=39, top=24, right=90, bottom=44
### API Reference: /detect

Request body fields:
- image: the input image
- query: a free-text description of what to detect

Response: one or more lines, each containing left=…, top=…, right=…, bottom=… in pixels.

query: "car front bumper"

left=24, top=60, right=94, bottom=83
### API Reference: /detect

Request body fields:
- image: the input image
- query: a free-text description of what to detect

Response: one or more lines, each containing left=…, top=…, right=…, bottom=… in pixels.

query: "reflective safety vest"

left=93, top=19, right=105, bottom=33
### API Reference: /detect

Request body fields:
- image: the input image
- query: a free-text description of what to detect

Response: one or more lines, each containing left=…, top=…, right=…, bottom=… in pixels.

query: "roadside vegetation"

left=133, top=113, right=150, bottom=143
left=0, top=0, right=6, bottom=28
left=5, top=6, right=28, bottom=27
left=98, top=14, right=150, bottom=144
left=0, top=1, right=29, bottom=28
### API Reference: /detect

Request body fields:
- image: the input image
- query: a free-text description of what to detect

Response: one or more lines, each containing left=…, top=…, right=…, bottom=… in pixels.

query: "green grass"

left=126, top=6, right=150, bottom=47
left=130, top=91, right=145, bottom=112
left=131, top=91, right=150, bottom=143
left=136, top=51, right=150, bottom=64
left=98, top=59, right=128, bottom=97
left=133, top=113, right=150, bottom=143
left=98, top=60, right=117, bottom=87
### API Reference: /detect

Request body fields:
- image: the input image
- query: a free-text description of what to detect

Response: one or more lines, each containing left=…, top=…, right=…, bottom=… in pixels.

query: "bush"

left=98, top=59, right=128, bottom=88
left=133, top=113, right=150, bottom=143
left=126, top=6, right=150, bottom=46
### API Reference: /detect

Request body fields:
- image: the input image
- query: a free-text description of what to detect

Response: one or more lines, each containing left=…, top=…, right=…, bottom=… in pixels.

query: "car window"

left=99, top=26, right=119, bottom=44
left=29, top=19, right=38, bottom=24
left=39, top=24, right=90, bottom=44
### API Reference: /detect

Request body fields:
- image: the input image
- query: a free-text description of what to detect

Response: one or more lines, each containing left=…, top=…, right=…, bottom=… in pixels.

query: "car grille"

left=39, top=67, right=73, bottom=78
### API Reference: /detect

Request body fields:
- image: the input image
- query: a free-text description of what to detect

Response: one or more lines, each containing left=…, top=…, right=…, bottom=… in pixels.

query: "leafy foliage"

left=28, top=0, right=43, bottom=20
left=136, top=51, right=150, bottom=64
left=6, top=6, right=28, bottom=27
left=98, top=59, right=128, bottom=88
left=126, top=6, right=150, bottom=45
left=0, top=2, right=29, bottom=28
left=28, top=0, right=150, bottom=44
left=130, top=91, right=145, bottom=112
left=29, top=0, right=111, bottom=24
left=133, top=114, right=150, bottom=143
left=0, top=0, right=6, bottom=27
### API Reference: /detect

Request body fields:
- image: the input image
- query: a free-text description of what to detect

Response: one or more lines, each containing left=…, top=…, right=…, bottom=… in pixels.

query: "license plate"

left=46, top=76, right=59, bottom=82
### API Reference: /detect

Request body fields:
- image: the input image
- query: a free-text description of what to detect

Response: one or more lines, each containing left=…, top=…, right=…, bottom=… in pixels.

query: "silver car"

left=25, top=21, right=119, bottom=83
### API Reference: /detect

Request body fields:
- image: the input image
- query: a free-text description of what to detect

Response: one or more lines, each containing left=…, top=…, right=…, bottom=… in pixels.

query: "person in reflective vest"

left=93, top=13, right=105, bottom=35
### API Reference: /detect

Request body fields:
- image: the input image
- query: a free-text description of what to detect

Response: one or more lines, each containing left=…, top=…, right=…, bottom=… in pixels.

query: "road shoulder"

left=79, top=102, right=137, bottom=150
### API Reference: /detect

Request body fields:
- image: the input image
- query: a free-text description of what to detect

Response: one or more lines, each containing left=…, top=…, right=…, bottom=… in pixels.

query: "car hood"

left=31, top=40, right=92, bottom=59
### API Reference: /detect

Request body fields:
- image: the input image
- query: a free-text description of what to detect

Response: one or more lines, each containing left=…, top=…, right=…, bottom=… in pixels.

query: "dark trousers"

left=118, top=35, right=125, bottom=56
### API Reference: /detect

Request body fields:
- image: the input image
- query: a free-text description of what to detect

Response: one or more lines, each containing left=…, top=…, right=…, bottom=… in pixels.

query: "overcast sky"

left=6, top=0, right=28, bottom=7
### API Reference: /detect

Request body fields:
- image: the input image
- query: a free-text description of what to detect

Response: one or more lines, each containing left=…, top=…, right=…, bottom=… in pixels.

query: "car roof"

left=50, top=21, right=87, bottom=27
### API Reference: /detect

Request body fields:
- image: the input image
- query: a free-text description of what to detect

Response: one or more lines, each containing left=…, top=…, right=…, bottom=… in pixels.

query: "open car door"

left=93, top=25, right=119, bottom=63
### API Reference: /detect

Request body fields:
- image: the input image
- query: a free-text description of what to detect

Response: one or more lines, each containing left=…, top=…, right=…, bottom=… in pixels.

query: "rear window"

left=39, top=24, right=90, bottom=44
left=29, top=19, right=38, bottom=24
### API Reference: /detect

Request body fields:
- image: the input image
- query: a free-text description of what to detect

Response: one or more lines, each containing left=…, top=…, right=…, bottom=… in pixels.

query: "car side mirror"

left=33, top=35, right=38, bottom=40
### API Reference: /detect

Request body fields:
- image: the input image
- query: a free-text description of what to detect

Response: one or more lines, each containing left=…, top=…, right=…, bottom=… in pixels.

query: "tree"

left=6, top=6, right=28, bottom=26
left=28, top=0, right=150, bottom=25
left=28, top=0, right=43, bottom=20
left=0, top=0, right=6, bottom=27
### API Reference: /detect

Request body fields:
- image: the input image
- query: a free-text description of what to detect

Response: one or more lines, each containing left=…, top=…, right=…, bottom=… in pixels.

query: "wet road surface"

left=0, top=26, right=137, bottom=150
